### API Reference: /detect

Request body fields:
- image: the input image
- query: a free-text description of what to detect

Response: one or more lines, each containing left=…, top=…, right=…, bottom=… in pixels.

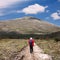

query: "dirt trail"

left=13, top=43, right=52, bottom=60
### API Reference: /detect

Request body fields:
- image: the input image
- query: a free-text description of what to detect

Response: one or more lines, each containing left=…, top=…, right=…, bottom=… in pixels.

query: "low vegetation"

left=35, top=39, right=60, bottom=60
left=0, top=39, right=60, bottom=60
left=0, top=39, right=27, bottom=60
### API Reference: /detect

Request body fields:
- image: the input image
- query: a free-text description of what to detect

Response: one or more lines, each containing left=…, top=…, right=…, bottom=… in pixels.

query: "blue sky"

left=0, top=0, right=60, bottom=26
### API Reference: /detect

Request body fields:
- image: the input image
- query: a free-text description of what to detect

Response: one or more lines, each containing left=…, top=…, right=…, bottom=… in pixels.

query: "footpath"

left=13, top=43, right=52, bottom=60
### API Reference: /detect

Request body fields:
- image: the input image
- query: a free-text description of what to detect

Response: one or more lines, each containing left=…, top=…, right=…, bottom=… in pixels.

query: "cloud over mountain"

left=0, top=0, right=29, bottom=8
left=51, top=11, right=60, bottom=20
left=21, top=4, right=48, bottom=14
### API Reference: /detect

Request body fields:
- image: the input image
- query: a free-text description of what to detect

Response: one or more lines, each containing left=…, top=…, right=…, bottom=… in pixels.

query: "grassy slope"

left=35, top=39, right=60, bottom=60
left=0, top=39, right=60, bottom=60
left=0, top=39, right=27, bottom=60
left=0, top=17, right=60, bottom=34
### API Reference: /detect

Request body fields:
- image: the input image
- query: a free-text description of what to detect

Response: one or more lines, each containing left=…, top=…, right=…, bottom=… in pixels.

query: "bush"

left=55, top=38, right=60, bottom=42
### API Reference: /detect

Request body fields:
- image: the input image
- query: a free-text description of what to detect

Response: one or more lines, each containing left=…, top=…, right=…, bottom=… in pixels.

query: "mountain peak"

left=20, top=16, right=41, bottom=20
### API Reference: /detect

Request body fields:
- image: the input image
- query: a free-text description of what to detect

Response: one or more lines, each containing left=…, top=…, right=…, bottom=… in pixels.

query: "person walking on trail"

left=28, top=37, right=34, bottom=53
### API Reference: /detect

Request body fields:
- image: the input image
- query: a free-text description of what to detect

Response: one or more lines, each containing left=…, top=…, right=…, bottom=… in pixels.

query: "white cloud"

left=46, top=10, right=50, bottom=13
left=0, top=12, right=4, bottom=16
left=0, top=0, right=30, bottom=16
left=0, top=10, right=16, bottom=16
left=58, top=0, right=60, bottom=2
left=21, top=4, right=48, bottom=14
left=16, top=10, right=22, bottom=13
left=51, top=12, right=60, bottom=20
left=0, top=0, right=29, bottom=8
left=57, top=10, right=60, bottom=14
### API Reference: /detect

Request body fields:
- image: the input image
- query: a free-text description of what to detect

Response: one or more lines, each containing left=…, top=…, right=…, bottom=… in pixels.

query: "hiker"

left=28, top=37, right=34, bottom=53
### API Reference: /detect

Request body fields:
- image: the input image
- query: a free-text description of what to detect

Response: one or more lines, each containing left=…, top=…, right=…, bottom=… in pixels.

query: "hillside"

left=0, top=16, right=60, bottom=34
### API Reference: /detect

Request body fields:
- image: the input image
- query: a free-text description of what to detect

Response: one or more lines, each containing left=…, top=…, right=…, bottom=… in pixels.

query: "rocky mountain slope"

left=0, top=16, right=60, bottom=34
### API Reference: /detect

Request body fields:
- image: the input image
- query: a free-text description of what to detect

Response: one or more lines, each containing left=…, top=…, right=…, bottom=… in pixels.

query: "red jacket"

left=28, top=39, right=34, bottom=46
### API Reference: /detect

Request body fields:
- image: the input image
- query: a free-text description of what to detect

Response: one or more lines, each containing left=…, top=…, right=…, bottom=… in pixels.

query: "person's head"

left=30, top=37, right=32, bottom=40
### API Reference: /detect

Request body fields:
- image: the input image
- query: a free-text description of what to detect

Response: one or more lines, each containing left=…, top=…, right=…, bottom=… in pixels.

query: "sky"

left=0, top=0, right=60, bottom=26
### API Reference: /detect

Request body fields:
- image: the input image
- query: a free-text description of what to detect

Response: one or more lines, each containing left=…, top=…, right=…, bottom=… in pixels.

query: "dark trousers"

left=30, top=45, right=33, bottom=53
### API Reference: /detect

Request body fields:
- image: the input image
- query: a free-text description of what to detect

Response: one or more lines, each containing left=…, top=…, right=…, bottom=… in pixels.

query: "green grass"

left=0, top=39, right=27, bottom=60
left=35, top=39, right=60, bottom=60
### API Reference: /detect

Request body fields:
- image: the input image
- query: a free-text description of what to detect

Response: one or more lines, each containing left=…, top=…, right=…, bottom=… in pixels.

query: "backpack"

left=29, top=40, right=32, bottom=46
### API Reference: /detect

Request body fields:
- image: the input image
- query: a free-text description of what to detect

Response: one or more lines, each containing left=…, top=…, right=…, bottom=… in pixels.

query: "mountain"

left=0, top=16, right=60, bottom=34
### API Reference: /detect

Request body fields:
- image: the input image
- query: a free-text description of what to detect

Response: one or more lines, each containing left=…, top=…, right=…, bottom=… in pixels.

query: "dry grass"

left=0, top=39, right=28, bottom=60
left=35, top=39, right=60, bottom=60
left=0, top=16, right=60, bottom=34
left=0, top=39, right=60, bottom=60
